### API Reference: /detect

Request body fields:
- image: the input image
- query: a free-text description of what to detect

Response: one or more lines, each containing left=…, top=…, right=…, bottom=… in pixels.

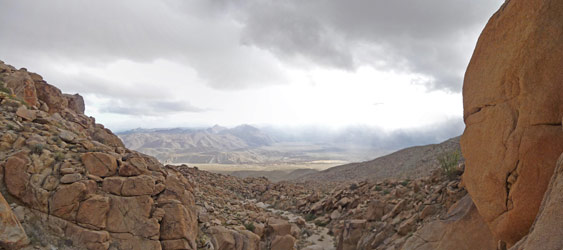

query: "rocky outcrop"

left=510, top=153, right=563, bottom=250
left=0, top=61, right=197, bottom=249
left=460, top=0, right=563, bottom=245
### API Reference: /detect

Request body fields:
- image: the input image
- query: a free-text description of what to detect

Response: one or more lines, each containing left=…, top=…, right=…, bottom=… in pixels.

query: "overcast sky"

left=0, top=0, right=503, bottom=137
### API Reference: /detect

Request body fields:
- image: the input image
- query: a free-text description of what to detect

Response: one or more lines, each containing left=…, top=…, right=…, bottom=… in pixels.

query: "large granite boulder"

left=461, top=0, right=563, bottom=245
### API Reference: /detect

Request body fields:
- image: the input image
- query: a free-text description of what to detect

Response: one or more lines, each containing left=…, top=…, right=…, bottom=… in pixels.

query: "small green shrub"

left=374, top=186, right=382, bottom=192
left=400, top=180, right=410, bottom=187
left=0, top=84, right=11, bottom=94
left=31, top=144, right=44, bottom=155
left=439, top=150, right=461, bottom=179
left=383, top=189, right=390, bottom=195
left=55, top=151, right=65, bottom=162
left=244, top=222, right=255, bottom=232
left=314, top=220, right=328, bottom=227
left=305, top=213, right=317, bottom=222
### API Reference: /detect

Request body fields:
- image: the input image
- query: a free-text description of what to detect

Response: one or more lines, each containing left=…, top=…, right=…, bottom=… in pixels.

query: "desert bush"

left=314, top=220, right=328, bottom=227
left=439, top=150, right=460, bottom=179
left=305, top=213, right=317, bottom=222
left=244, top=222, right=255, bottom=232
left=31, top=144, right=44, bottom=155
left=55, top=151, right=65, bottom=162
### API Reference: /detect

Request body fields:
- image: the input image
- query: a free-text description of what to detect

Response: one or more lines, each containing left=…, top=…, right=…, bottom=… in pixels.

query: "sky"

left=0, top=0, right=503, bottom=138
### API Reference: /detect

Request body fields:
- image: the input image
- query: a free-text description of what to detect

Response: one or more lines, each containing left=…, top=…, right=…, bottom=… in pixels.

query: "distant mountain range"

left=117, top=124, right=276, bottom=163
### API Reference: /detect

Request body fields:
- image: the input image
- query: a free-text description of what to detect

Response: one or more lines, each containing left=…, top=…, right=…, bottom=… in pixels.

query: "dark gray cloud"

left=0, top=0, right=287, bottom=90
left=223, top=0, right=503, bottom=92
left=0, top=0, right=502, bottom=93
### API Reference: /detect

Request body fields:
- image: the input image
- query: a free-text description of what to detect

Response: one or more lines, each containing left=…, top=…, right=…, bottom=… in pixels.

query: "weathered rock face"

left=461, top=0, right=563, bottom=245
left=511, top=153, right=563, bottom=250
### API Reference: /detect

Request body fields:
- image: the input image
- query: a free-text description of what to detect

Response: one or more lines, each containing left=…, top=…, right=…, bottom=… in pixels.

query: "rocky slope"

left=461, top=0, right=563, bottom=246
left=0, top=61, right=199, bottom=249
left=298, top=137, right=461, bottom=182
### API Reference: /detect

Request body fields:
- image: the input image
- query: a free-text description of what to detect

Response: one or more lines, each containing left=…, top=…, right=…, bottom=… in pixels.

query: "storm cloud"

left=1, top=0, right=501, bottom=92
left=0, top=0, right=502, bottom=139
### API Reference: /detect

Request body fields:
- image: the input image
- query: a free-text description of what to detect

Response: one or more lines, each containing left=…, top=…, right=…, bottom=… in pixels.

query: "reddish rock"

left=34, top=81, right=68, bottom=114
left=461, top=0, right=563, bottom=245
left=3, top=70, right=38, bottom=107
left=76, top=195, right=110, bottom=230
left=106, top=195, right=159, bottom=238
left=3, top=156, right=30, bottom=199
left=82, top=152, right=117, bottom=177
left=0, top=192, right=29, bottom=249
left=511, top=153, right=563, bottom=250
left=121, top=175, right=155, bottom=196
left=159, top=201, right=197, bottom=247
left=49, top=182, right=87, bottom=220
left=102, top=177, right=125, bottom=195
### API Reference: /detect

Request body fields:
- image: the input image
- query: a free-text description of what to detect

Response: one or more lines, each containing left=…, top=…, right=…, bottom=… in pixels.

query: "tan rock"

left=89, top=125, right=125, bottom=148
left=207, top=226, right=236, bottom=250
left=34, top=80, right=69, bottom=114
left=65, top=223, right=109, bottom=250
left=121, top=175, right=155, bottom=196
left=109, top=233, right=161, bottom=250
left=366, top=199, right=386, bottom=221
left=461, top=0, right=563, bottom=245
left=337, top=219, right=366, bottom=250
left=271, top=235, right=296, bottom=250
left=102, top=176, right=125, bottom=195
left=402, top=195, right=496, bottom=250
left=77, top=195, right=110, bottom=230
left=64, top=93, right=85, bottom=114
left=160, top=239, right=191, bottom=250
left=266, top=218, right=291, bottom=237
left=510, top=153, right=563, bottom=250
left=253, top=223, right=265, bottom=238
left=106, top=195, right=159, bottom=238
left=238, top=229, right=260, bottom=250
left=118, top=163, right=144, bottom=177
left=49, top=182, right=87, bottom=220
left=398, top=216, right=417, bottom=235
left=0, top=192, right=29, bottom=249
left=82, top=152, right=118, bottom=177
left=3, top=70, right=38, bottom=107
left=15, top=106, right=36, bottom=121
left=159, top=201, right=197, bottom=248
left=60, top=173, right=83, bottom=184
left=420, top=205, right=439, bottom=220
left=3, top=155, right=30, bottom=199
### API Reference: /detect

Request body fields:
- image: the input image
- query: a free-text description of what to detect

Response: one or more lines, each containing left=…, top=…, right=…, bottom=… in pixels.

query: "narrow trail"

left=253, top=201, right=336, bottom=250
